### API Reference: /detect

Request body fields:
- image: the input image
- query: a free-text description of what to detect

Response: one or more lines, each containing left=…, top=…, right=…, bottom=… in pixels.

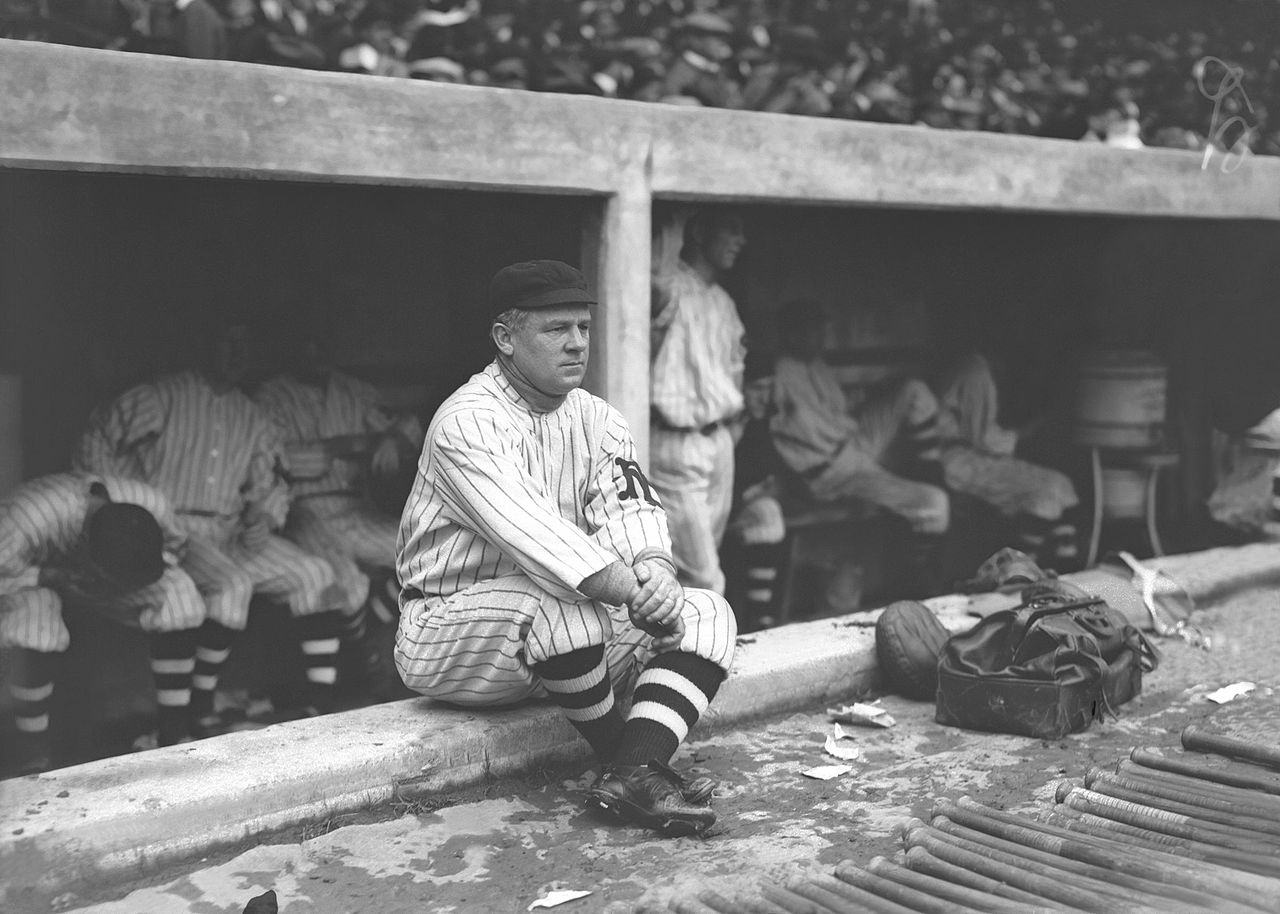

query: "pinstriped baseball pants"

left=177, top=516, right=338, bottom=630
left=647, top=425, right=736, bottom=595
left=284, top=495, right=398, bottom=614
left=0, top=567, right=207, bottom=653
left=394, top=573, right=737, bottom=707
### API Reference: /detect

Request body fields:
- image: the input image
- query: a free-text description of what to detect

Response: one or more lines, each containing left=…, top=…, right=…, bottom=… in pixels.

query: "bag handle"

left=1011, top=596, right=1107, bottom=645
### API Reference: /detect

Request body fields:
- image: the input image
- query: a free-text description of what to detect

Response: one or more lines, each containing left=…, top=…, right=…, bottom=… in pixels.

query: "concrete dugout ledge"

left=0, top=545, right=1272, bottom=904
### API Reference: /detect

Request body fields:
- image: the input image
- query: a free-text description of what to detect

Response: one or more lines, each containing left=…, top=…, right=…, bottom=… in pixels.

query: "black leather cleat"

left=586, top=760, right=717, bottom=836
left=650, top=758, right=717, bottom=805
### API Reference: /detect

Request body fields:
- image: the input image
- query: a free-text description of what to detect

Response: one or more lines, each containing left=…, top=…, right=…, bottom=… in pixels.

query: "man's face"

left=212, top=324, right=252, bottom=387
left=744, top=376, right=775, bottom=419
left=503, top=304, right=591, bottom=396
left=698, top=216, right=747, bottom=273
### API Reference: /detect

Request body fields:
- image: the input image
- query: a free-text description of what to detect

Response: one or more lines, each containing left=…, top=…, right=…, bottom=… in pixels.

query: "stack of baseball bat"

left=670, top=724, right=1280, bottom=913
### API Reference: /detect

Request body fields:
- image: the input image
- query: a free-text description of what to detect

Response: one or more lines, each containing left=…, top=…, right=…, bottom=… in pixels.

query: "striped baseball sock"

left=743, top=543, right=783, bottom=629
left=614, top=652, right=723, bottom=768
left=341, top=604, right=369, bottom=645
left=907, top=415, right=942, bottom=464
left=150, top=629, right=198, bottom=746
left=10, top=648, right=59, bottom=773
left=297, top=610, right=343, bottom=713
left=190, top=620, right=238, bottom=720
left=533, top=645, right=625, bottom=762
left=1014, top=516, right=1053, bottom=568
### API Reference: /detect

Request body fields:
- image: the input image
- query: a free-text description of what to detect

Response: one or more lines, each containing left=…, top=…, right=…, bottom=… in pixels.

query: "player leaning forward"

left=396, top=261, right=737, bottom=836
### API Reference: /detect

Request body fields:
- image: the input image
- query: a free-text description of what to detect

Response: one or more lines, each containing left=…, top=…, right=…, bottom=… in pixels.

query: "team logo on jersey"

left=614, top=458, right=659, bottom=506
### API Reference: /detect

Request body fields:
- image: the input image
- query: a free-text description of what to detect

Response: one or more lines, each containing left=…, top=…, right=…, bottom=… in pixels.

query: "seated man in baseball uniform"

left=396, top=260, right=737, bottom=837
left=74, top=318, right=345, bottom=735
left=1, top=474, right=206, bottom=773
left=257, top=330, right=423, bottom=688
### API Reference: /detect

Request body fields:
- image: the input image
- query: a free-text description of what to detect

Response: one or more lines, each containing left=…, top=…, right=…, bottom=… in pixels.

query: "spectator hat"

left=86, top=502, right=166, bottom=589
left=489, top=260, right=596, bottom=318
left=677, top=12, right=733, bottom=36
left=408, top=57, right=466, bottom=82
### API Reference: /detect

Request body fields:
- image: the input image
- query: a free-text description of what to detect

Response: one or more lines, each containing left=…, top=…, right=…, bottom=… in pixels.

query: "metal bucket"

left=1074, top=349, right=1167, bottom=448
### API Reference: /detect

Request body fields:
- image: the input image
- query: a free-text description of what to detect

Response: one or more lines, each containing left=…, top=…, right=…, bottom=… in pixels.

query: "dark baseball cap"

left=488, top=260, right=597, bottom=318
left=86, top=503, right=166, bottom=589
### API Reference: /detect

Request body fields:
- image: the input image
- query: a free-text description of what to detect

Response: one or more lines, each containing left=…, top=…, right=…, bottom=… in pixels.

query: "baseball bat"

left=899, top=845, right=1079, bottom=911
left=929, top=813, right=1236, bottom=912
left=1082, top=769, right=1280, bottom=836
left=918, top=819, right=1174, bottom=914
left=902, top=822, right=1145, bottom=912
left=693, top=889, right=746, bottom=914
left=1116, top=759, right=1280, bottom=812
left=866, top=855, right=1064, bottom=914
left=670, top=898, right=723, bottom=914
left=1184, top=724, right=1280, bottom=770
left=1105, top=762, right=1280, bottom=817
left=947, top=793, right=1203, bottom=870
left=788, top=875, right=918, bottom=914
left=738, top=897, right=794, bottom=914
left=812, top=874, right=933, bottom=914
left=1056, top=784, right=1280, bottom=852
left=1048, top=806, right=1280, bottom=887
left=951, top=797, right=1280, bottom=904
left=947, top=798, right=1280, bottom=904
left=1131, top=748, right=1280, bottom=794
left=758, top=884, right=834, bottom=914
left=826, top=863, right=986, bottom=914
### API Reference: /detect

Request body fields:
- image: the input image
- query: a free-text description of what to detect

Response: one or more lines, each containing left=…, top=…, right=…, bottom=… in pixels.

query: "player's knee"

left=918, top=487, right=951, bottom=534
left=154, top=571, right=208, bottom=630
left=681, top=587, right=738, bottom=648
left=900, top=377, right=940, bottom=416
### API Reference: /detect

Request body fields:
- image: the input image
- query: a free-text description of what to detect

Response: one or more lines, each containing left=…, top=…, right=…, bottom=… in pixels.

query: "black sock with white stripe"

left=341, top=604, right=368, bottom=645
left=149, top=629, right=198, bottom=745
left=10, top=649, right=58, bottom=771
left=297, top=610, right=344, bottom=713
left=190, top=620, right=238, bottom=720
left=533, top=645, right=625, bottom=763
left=743, top=543, right=784, bottom=629
left=614, top=651, right=723, bottom=768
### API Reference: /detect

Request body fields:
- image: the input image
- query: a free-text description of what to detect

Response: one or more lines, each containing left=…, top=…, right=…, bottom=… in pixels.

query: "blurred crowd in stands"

left=3, top=0, right=1277, bottom=149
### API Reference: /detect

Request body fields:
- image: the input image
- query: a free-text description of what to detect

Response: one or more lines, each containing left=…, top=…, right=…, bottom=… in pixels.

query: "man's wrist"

left=633, top=548, right=678, bottom=578
left=579, top=561, right=639, bottom=606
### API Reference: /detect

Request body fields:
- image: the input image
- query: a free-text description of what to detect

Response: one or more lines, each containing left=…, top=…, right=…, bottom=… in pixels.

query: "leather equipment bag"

left=935, top=581, right=1159, bottom=739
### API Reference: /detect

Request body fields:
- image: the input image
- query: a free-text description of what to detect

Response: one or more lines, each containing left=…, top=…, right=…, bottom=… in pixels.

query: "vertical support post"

left=581, top=151, right=653, bottom=462
left=0, top=374, right=20, bottom=497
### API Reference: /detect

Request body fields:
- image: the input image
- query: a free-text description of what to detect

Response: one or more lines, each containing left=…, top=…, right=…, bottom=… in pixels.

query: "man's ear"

left=491, top=322, right=515, bottom=356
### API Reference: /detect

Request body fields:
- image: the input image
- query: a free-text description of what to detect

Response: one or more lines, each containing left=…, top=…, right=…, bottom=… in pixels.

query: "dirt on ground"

left=51, top=588, right=1280, bottom=914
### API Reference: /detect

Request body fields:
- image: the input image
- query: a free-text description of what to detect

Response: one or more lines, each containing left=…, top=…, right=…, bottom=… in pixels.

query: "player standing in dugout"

left=395, top=260, right=737, bottom=836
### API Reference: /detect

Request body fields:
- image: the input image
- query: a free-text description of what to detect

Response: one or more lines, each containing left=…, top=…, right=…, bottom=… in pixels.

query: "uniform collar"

left=487, top=360, right=568, bottom=415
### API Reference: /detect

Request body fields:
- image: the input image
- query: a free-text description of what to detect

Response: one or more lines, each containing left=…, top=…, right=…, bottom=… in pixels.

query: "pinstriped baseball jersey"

left=651, top=260, right=747, bottom=429
left=73, top=371, right=284, bottom=519
left=397, top=361, right=671, bottom=605
left=0, top=473, right=186, bottom=585
left=256, top=372, right=423, bottom=498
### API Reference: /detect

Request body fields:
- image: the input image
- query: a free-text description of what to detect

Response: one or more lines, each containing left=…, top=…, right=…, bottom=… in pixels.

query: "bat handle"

left=1182, top=724, right=1280, bottom=770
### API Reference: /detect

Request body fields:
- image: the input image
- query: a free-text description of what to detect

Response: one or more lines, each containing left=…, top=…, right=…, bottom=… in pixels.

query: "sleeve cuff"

left=633, top=547, right=678, bottom=577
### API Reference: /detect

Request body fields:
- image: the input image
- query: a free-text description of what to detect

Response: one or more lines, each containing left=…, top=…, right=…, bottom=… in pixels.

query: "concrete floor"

left=49, top=584, right=1280, bottom=914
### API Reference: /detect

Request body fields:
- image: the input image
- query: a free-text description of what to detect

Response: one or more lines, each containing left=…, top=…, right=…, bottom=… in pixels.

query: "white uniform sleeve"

left=244, top=414, right=290, bottom=528
left=431, top=410, right=617, bottom=596
left=583, top=407, right=672, bottom=565
left=0, top=492, right=42, bottom=588
left=72, top=383, right=164, bottom=476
